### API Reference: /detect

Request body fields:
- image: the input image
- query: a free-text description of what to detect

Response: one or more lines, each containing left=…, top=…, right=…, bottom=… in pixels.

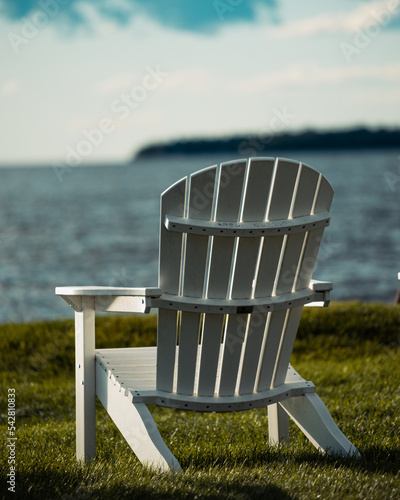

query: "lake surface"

left=1, top=149, right=399, bottom=323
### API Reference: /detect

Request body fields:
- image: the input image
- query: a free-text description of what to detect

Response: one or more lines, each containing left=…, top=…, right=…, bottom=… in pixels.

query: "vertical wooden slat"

left=256, top=310, right=287, bottom=391
left=197, top=161, right=246, bottom=397
left=218, top=314, right=247, bottom=396
left=197, top=315, right=225, bottom=396
left=207, top=160, right=247, bottom=299
left=268, top=159, right=299, bottom=221
left=156, top=309, right=178, bottom=392
left=272, top=306, right=304, bottom=387
left=182, top=166, right=217, bottom=296
left=294, top=169, right=334, bottom=290
left=274, top=233, right=305, bottom=295
left=254, top=237, right=284, bottom=298
left=219, top=158, right=274, bottom=396
left=176, top=312, right=201, bottom=395
left=177, top=166, right=217, bottom=395
left=237, top=312, right=268, bottom=395
left=157, top=177, right=187, bottom=392
left=158, top=177, right=187, bottom=294
left=291, top=164, right=319, bottom=218
left=314, top=174, right=334, bottom=213
left=230, top=157, right=275, bottom=299
left=254, top=159, right=298, bottom=298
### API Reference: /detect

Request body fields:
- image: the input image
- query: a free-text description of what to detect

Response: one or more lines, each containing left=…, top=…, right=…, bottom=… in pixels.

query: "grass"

left=1, top=302, right=399, bottom=499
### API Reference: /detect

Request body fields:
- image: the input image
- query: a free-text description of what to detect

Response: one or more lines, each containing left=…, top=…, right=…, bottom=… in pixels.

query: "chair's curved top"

left=159, top=157, right=333, bottom=299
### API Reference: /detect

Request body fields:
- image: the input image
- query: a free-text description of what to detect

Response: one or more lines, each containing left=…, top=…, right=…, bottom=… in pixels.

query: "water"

left=1, top=149, right=399, bottom=323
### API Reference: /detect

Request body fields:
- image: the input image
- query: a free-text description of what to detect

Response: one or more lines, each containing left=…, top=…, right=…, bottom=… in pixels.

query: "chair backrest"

left=156, top=157, right=333, bottom=398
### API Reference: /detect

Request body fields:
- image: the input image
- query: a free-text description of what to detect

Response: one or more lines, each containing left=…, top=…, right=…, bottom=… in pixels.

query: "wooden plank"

left=218, top=314, right=248, bottom=396
left=254, top=159, right=299, bottom=298
left=198, top=161, right=246, bottom=396
left=313, top=174, right=334, bottom=213
left=182, top=166, right=217, bottom=297
left=256, top=310, right=287, bottom=392
left=241, top=157, right=274, bottom=221
left=219, top=159, right=274, bottom=395
left=229, top=237, right=259, bottom=298
left=268, top=159, right=299, bottom=221
left=207, top=160, right=247, bottom=299
left=94, top=296, right=151, bottom=313
left=254, top=236, right=284, bottom=297
left=157, top=175, right=187, bottom=392
left=207, top=236, right=237, bottom=299
left=288, top=164, right=322, bottom=292
left=197, top=314, right=225, bottom=396
left=159, top=177, right=187, bottom=294
left=274, top=233, right=305, bottom=295
left=291, top=164, right=319, bottom=218
left=272, top=306, right=304, bottom=388
left=229, top=157, right=274, bottom=297
left=177, top=167, right=217, bottom=395
left=294, top=171, right=334, bottom=290
left=268, top=160, right=302, bottom=296
left=56, top=286, right=162, bottom=296
left=156, top=308, right=178, bottom=392
left=238, top=312, right=269, bottom=395
left=176, top=312, right=201, bottom=395
left=295, top=229, right=324, bottom=290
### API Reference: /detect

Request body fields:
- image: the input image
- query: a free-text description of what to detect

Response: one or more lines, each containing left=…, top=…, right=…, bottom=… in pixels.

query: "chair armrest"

left=55, top=286, right=162, bottom=314
left=309, top=280, right=333, bottom=292
left=306, top=280, right=333, bottom=308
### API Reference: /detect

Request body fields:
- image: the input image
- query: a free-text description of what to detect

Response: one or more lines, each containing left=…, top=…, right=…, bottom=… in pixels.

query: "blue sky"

left=1, top=0, right=400, bottom=165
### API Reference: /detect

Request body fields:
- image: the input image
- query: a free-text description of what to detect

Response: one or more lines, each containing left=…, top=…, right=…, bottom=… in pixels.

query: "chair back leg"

left=279, top=393, right=361, bottom=456
left=268, top=403, right=290, bottom=446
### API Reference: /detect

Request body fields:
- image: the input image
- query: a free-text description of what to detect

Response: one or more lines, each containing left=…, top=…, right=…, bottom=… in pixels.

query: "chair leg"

left=268, top=403, right=290, bottom=446
left=280, top=392, right=360, bottom=457
left=96, top=364, right=182, bottom=472
left=75, top=298, right=96, bottom=462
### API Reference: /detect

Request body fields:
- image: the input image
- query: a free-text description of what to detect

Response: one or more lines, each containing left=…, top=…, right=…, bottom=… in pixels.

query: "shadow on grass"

left=8, top=469, right=291, bottom=500
left=290, top=444, right=400, bottom=475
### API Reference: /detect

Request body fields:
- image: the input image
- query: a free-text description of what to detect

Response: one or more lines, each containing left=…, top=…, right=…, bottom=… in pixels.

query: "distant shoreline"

left=135, top=127, right=400, bottom=159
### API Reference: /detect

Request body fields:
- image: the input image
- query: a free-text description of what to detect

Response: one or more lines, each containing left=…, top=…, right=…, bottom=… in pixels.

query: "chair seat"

left=96, top=347, right=315, bottom=412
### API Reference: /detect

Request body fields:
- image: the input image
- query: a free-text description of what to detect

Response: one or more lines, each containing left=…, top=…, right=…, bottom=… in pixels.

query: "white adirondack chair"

left=56, top=157, right=360, bottom=472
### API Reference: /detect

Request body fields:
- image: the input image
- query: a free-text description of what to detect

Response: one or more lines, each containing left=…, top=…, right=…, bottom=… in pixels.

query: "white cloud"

left=1, top=79, right=21, bottom=96
left=269, top=0, right=400, bottom=38
left=162, top=69, right=214, bottom=92
left=232, top=62, right=400, bottom=93
left=95, top=74, right=138, bottom=94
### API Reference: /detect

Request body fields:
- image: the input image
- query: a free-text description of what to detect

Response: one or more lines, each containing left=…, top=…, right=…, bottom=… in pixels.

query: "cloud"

left=269, top=0, right=400, bottom=38
left=1, top=79, right=21, bottom=96
left=0, top=0, right=278, bottom=33
left=233, top=62, right=400, bottom=92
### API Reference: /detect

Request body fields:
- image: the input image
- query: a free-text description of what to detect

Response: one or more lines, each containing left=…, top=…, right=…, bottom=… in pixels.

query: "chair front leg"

left=75, top=296, right=96, bottom=462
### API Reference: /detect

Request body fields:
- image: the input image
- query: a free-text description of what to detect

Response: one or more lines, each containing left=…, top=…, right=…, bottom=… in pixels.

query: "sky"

left=1, top=0, right=400, bottom=165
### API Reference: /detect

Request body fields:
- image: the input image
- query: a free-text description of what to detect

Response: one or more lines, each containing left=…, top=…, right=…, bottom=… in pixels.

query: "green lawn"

left=1, top=302, right=399, bottom=499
